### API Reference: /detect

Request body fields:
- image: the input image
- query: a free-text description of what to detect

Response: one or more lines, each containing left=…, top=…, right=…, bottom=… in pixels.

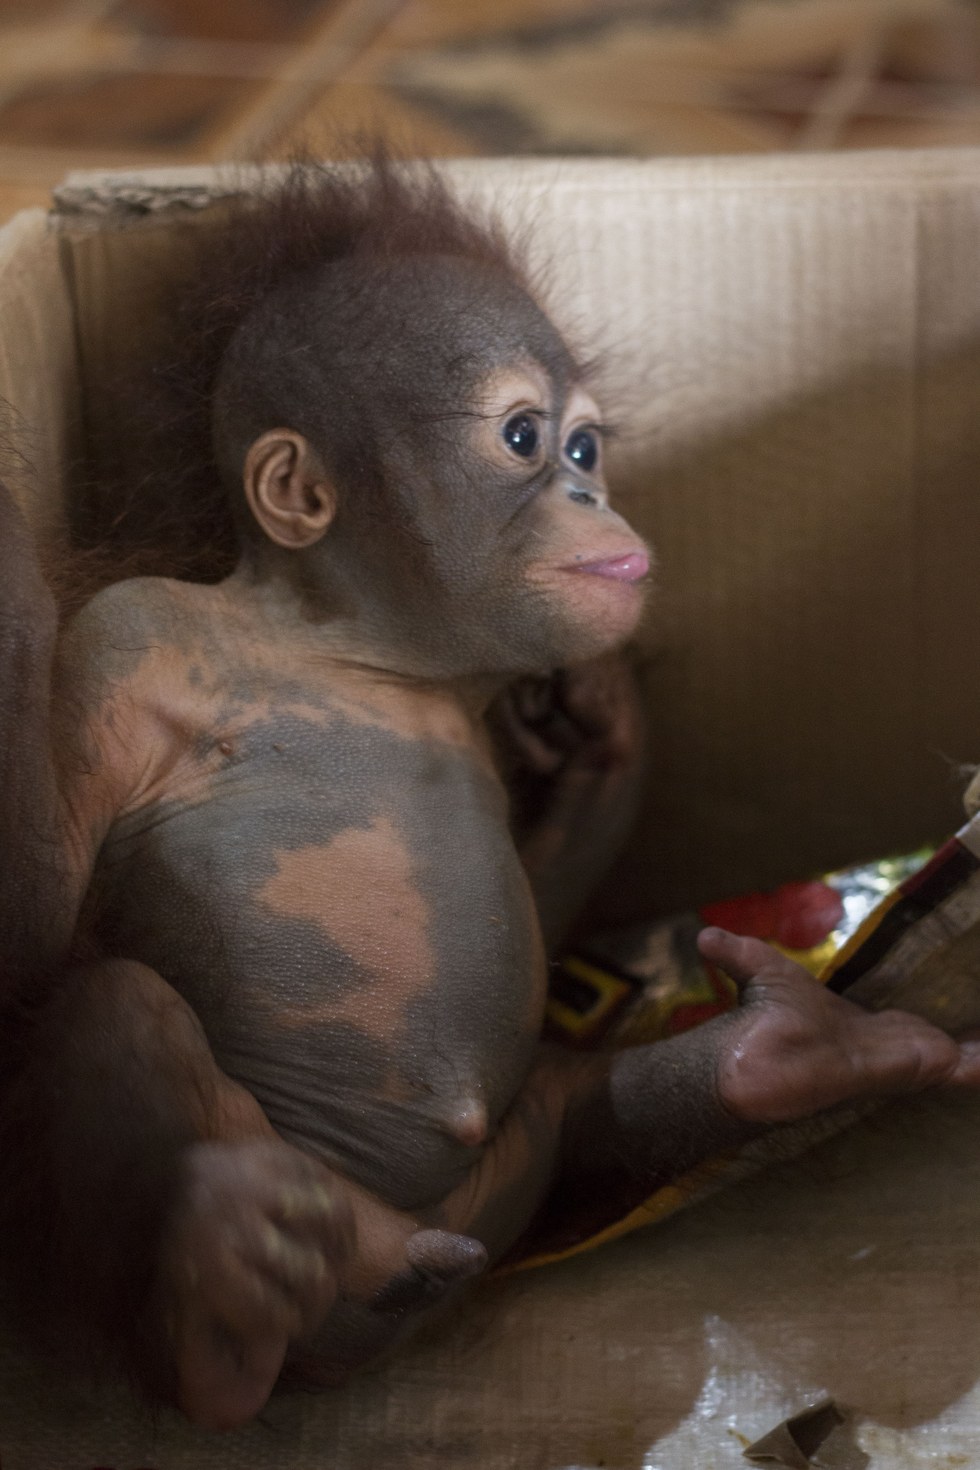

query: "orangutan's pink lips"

left=570, top=551, right=650, bottom=583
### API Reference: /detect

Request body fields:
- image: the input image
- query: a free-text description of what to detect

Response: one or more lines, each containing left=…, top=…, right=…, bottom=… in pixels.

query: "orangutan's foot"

left=159, top=1138, right=354, bottom=1431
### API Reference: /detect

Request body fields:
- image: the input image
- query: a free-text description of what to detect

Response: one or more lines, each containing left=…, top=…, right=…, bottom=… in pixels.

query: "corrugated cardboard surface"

left=0, top=207, right=80, bottom=539
left=48, top=150, right=980, bottom=918
left=2, top=150, right=980, bottom=1467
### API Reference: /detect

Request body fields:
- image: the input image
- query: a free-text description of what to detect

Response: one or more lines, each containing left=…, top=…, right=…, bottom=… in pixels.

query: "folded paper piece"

left=743, top=1397, right=845, bottom=1467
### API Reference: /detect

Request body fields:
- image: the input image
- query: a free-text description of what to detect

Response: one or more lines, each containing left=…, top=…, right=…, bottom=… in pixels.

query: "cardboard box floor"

left=2, top=150, right=980, bottom=1466
left=3, top=1093, right=980, bottom=1469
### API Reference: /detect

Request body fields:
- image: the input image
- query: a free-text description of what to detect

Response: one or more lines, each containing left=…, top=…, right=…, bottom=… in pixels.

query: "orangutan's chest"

left=96, top=706, right=546, bottom=1125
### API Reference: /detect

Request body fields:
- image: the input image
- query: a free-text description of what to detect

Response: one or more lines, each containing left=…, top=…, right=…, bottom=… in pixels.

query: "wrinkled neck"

left=222, top=548, right=508, bottom=717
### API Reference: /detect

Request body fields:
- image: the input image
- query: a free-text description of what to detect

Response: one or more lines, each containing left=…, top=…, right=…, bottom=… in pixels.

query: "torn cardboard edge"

left=49, top=145, right=980, bottom=223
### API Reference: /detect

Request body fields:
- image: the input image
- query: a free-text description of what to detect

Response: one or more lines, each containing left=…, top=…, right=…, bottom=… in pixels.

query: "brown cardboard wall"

left=0, top=207, right=80, bottom=539
left=508, top=155, right=980, bottom=915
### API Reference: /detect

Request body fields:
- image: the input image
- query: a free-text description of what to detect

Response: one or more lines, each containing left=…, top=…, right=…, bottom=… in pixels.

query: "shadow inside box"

left=585, top=338, right=980, bottom=926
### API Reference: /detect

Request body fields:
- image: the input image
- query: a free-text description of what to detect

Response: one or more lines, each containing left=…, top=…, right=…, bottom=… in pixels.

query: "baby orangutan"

left=2, top=160, right=979, bottom=1433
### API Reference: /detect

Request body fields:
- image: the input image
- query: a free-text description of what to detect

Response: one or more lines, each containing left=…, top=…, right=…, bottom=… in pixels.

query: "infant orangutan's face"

left=407, top=360, right=651, bottom=674
left=239, top=256, right=651, bottom=678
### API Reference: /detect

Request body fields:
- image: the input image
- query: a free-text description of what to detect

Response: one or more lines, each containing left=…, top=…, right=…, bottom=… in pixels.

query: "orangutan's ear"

left=243, top=430, right=337, bottom=550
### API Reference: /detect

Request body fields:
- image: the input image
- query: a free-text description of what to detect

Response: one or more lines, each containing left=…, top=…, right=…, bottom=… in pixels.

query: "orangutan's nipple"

left=446, top=1098, right=489, bottom=1149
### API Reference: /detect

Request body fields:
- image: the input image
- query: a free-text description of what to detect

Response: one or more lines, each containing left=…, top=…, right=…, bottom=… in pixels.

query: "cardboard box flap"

left=53, top=165, right=249, bottom=222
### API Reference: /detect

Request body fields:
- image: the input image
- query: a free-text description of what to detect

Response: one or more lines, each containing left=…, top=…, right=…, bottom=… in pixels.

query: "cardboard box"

left=2, top=150, right=980, bottom=1468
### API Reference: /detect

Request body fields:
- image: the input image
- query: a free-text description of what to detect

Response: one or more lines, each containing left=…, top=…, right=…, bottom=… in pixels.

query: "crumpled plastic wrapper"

left=546, top=830, right=980, bottom=1050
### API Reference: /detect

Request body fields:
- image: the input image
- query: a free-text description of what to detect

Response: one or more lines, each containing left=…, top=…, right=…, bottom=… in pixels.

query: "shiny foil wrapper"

left=547, top=850, right=937, bottom=1049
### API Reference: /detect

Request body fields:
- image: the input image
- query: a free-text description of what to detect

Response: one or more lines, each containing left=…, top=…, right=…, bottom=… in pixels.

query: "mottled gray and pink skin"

left=3, top=252, right=980, bottom=1435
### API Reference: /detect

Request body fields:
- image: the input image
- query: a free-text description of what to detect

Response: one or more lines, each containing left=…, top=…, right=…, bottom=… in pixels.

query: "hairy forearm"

left=561, top=1034, right=755, bottom=1188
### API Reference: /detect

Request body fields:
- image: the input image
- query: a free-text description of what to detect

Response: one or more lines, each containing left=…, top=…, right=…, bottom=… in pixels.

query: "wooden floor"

left=2, top=0, right=980, bottom=220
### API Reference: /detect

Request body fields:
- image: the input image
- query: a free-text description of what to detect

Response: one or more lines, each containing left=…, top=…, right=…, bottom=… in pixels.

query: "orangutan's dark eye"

left=503, top=413, right=539, bottom=458
left=565, top=428, right=598, bottom=473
